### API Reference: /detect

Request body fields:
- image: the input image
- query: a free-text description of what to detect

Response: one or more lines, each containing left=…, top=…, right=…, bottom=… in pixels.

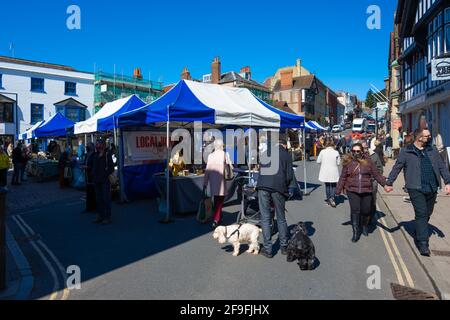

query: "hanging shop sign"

left=123, top=131, right=168, bottom=167
left=432, top=58, right=450, bottom=81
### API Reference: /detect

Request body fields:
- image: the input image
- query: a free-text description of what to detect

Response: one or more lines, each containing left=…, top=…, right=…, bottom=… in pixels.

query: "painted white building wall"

left=337, top=93, right=355, bottom=116
left=0, top=60, right=94, bottom=137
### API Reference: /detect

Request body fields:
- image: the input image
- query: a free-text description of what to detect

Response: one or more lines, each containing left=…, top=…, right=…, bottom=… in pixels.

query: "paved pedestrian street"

left=2, top=163, right=438, bottom=300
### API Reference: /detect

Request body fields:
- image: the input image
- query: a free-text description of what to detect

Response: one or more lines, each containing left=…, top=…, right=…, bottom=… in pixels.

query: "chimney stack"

left=296, top=59, right=302, bottom=77
left=133, top=68, right=143, bottom=80
left=181, top=67, right=192, bottom=80
left=212, top=57, right=221, bottom=84
left=280, top=70, right=293, bottom=90
left=240, top=66, right=252, bottom=80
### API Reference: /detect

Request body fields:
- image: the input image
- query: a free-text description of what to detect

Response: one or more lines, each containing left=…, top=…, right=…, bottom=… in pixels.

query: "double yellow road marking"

left=378, top=213, right=414, bottom=288
left=12, top=215, right=70, bottom=300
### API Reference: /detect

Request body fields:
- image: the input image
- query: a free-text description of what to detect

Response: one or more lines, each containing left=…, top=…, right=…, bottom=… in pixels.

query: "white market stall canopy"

left=309, top=121, right=326, bottom=131
left=20, top=121, right=45, bottom=140
left=118, top=80, right=304, bottom=128
left=74, top=95, right=146, bottom=135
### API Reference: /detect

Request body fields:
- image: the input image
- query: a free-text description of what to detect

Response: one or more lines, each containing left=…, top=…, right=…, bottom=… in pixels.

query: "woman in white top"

left=317, top=139, right=341, bottom=207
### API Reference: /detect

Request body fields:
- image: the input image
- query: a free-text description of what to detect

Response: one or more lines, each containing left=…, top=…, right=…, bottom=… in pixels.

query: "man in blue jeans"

left=385, top=128, right=450, bottom=256
left=257, top=134, right=295, bottom=258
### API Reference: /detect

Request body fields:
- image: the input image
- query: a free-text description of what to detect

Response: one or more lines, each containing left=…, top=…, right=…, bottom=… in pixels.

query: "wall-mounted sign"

left=432, top=58, right=450, bottom=81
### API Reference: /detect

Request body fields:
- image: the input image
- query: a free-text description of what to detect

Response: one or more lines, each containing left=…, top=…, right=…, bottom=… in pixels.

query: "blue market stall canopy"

left=34, top=113, right=75, bottom=138
left=74, top=95, right=146, bottom=135
left=19, top=121, right=45, bottom=140
left=310, top=121, right=326, bottom=131
left=118, top=80, right=304, bottom=128
left=305, top=121, right=326, bottom=131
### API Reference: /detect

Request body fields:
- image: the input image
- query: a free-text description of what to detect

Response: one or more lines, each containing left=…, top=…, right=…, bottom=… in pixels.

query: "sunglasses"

left=352, top=150, right=362, bottom=154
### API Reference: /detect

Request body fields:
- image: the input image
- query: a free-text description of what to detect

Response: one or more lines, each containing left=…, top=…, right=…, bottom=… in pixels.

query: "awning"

left=309, top=121, right=327, bottom=131
left=118, top=80, right=304, bottom=128
left=19, top=121, right=45, bottom=140
left=74, top=95, right=146, bottom=134
left=34, top=113, right=75, bottom=138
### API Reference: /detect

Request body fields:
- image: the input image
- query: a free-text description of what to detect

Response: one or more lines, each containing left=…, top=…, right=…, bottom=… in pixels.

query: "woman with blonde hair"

left=336, top=143, right=387, bottom=243
left=204, top=139, right=233, bottom=229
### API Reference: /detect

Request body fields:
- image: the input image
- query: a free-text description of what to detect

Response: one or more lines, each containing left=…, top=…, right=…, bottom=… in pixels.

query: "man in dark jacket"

left=82, top=142, right=96, bottom=213
left=257, top=134, right=294, bottom=258
left=12, top=143, right=24, bottom=185
left=386, top=128, right=450, bottom=256
left=92, top=138, right=115, bottom=225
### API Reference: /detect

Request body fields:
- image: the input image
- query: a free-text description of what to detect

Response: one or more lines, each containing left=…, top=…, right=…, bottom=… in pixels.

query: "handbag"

left=64, top=167, right=73, bottom=179
left=223, top=152, right=235, bottom=181
left=106, top=151, right=118, bottom=185
left=109, top=173, right=118, bottom=185
left=197, top=189, right=213, bottom=223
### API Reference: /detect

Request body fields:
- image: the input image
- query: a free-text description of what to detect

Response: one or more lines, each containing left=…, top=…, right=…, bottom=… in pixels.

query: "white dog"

left=213, top=224, right=262, bottom=256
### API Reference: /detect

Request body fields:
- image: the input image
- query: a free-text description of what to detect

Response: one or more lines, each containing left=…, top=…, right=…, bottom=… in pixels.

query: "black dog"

left=286, top=222, right=316, bottom=270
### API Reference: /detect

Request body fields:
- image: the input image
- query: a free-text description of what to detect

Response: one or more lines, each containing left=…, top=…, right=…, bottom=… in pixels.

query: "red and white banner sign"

left=123, top=131, right=168, bottom=167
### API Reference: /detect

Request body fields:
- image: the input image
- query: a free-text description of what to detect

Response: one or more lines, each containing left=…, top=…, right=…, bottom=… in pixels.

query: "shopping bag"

left=223, top=152, right=235, bottom=181
left=64, top=167, right=72, bottom=179
left=108, top=173, right=119, bottom=186
left=197, top=192, right=213, bottom=224
left=204, top=197, right=213, bottom=221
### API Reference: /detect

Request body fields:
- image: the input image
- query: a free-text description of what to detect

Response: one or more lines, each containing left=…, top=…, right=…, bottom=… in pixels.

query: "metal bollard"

left=0, top=188, right=7, bottom=291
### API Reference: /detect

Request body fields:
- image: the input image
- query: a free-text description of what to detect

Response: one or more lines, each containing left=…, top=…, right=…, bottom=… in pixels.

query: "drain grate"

left=431, top=250, right=450, bottom=257
left=391, top=283, right=438, bottom=300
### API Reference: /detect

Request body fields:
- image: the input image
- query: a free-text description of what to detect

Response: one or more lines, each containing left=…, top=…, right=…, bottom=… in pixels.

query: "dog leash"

left=225, top=224, right=243, bottom=240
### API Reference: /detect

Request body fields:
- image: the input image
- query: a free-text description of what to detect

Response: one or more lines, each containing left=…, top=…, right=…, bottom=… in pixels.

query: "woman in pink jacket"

left=204, top=139, right=232, bottom=229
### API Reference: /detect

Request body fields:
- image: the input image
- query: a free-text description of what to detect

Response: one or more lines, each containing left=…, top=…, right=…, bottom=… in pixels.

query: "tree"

left=365, top=89, right=377, bottom=110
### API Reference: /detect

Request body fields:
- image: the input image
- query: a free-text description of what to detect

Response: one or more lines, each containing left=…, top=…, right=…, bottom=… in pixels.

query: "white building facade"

left=337, top=91, right=358, bottom=121
left=0, top=56, right=94, bottom=144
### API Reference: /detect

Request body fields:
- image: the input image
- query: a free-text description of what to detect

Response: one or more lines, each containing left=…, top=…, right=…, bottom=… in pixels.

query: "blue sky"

left=0, top=0, right=397, bottom=99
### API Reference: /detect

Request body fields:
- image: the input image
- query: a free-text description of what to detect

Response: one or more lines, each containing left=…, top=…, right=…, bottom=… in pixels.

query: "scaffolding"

left=94, top=71, right=164, bottom=113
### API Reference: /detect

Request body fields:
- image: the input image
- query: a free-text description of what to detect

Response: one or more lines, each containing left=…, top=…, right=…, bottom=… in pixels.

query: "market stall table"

left=154, top=173, right=236, bottom=215
left=26, top=159, right=59, bottom=182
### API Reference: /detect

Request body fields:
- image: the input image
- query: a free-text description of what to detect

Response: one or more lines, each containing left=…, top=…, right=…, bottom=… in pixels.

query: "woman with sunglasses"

left=336, top=143, right=387, bottom=243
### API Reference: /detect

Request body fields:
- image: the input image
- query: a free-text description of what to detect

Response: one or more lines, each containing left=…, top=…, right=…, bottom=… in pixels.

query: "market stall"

left=118, top=80, right=305, bottom=221
left=71, top=95, right=146, bottom=195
